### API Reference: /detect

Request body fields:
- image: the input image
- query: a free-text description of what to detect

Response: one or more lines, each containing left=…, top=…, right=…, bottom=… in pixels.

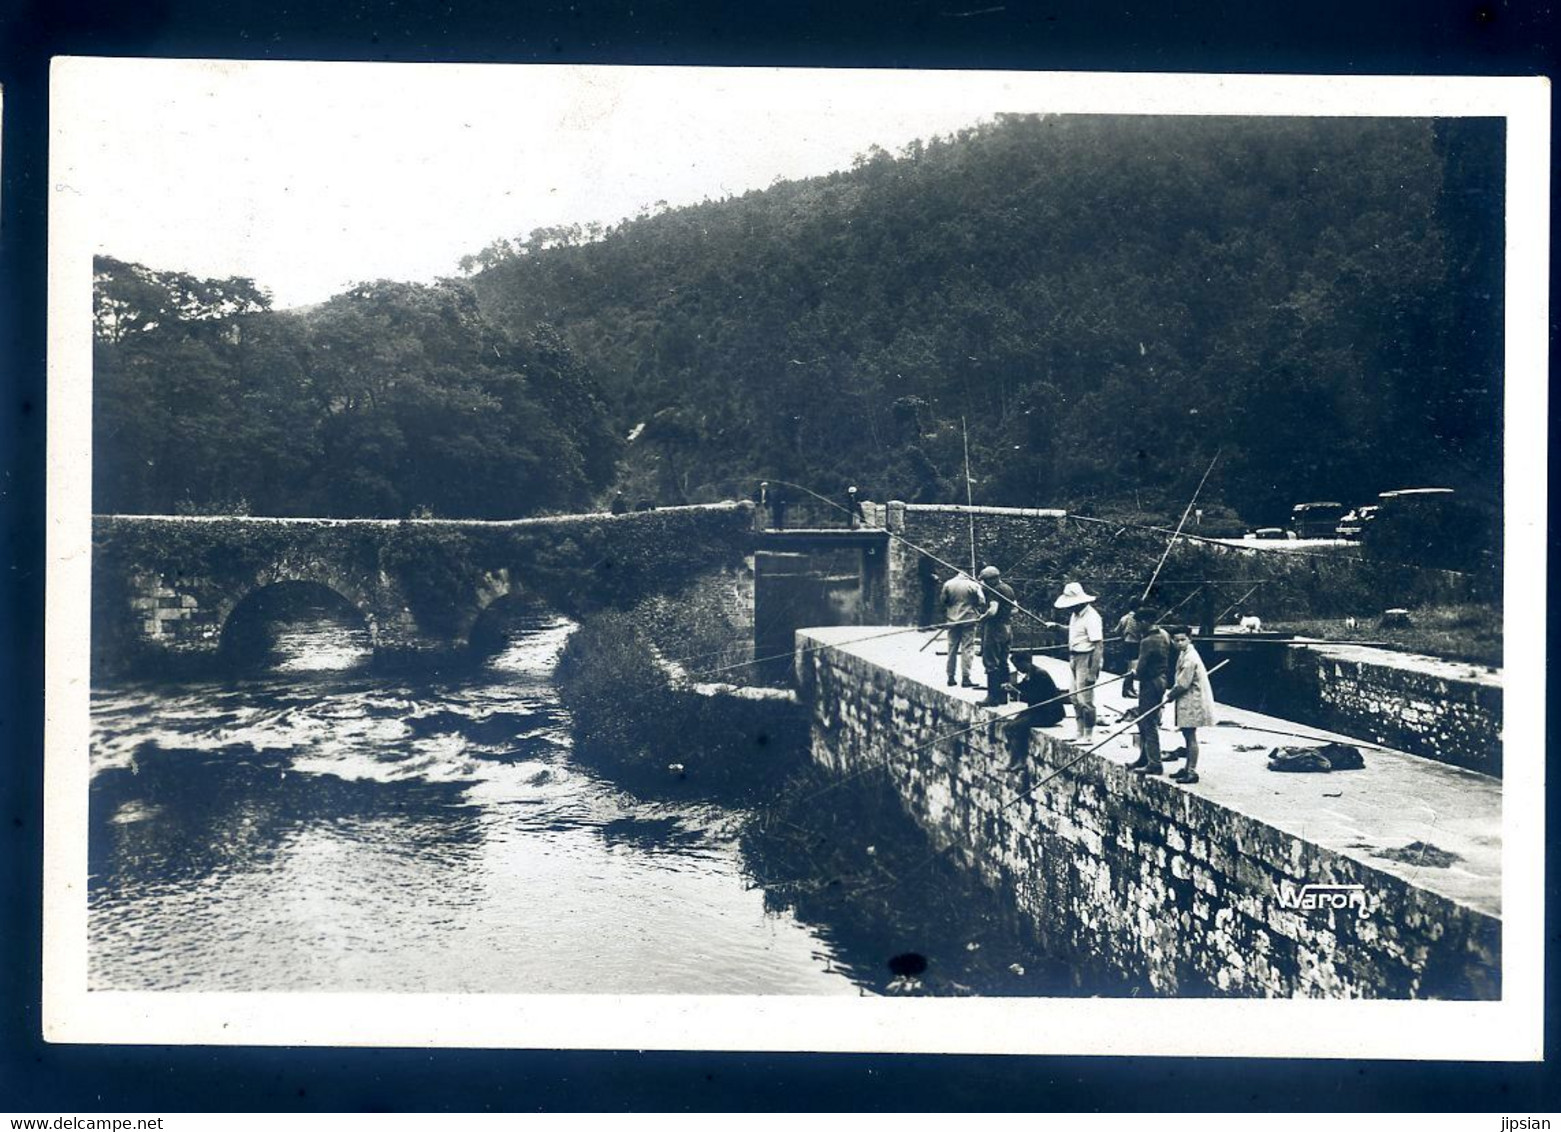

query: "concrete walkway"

left=803, top=625, right=1503, bottom=919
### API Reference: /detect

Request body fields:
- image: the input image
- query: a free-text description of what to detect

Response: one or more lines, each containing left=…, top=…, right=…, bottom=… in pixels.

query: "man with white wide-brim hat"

left=1055, top=581, right=1104, bottom=741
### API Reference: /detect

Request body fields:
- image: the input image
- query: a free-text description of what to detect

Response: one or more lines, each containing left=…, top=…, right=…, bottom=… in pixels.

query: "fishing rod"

left=1213, top=581, right=1264, bottom=625
left=665, top=619, right=970, bottom=684
left=962, top=416, right=977, bottom=577
left=1003, top=658, right=1232, bottom=810
left=1065, top=510, right=1475, bottom=578
left=575, top=621, right=993, bottom=743
left=763, top=478, right=1066, bottom=636
left=781, top=667, right=1136, bottom=810
left=1141, top=448, right=1221, bottom=603
left=1151, top=584, right=1205, bottom=626
left=1206, top=718, right=1405, bottom=752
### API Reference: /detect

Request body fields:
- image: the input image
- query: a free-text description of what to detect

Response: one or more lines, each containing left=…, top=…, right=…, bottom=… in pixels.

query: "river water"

left=90, top=600, right=1067, bottom=997
left=89, top=607, right=875, bottom=995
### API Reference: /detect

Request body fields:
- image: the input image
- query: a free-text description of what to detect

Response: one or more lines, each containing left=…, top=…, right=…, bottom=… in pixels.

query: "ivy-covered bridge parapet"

left=91, top=503, right=756, bottom=674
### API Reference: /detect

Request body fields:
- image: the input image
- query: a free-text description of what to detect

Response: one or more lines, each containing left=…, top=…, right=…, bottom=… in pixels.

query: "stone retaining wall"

left=1214, top=640, right=1503, bottom=776
left=797, top=630, right=1500, bottom=999
left=1290, top=645, right=1502, bottom=776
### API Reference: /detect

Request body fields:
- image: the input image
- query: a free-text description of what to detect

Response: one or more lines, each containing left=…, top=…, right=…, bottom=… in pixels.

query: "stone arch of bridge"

left=452, top=568, right=558, bottom=655
left=215, top=565, right=385, bottom=652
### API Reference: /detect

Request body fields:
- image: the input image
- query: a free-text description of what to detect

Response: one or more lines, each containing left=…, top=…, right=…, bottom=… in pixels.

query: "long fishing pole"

left=1152, top=584, right=1205, bottom=626
left=962, top=416, right=977, bottom=576
left=1207, top=717, right=1404, bottom=752
left=665, top=619, right=968, bottom=683
left=763, top=478, right=1062, bottom=635
left=1214, top=581, right=1264, bottom=625
left=1141, top=447, right=1222, bottom=603
left=1003, top=658, right=1231, bottom=810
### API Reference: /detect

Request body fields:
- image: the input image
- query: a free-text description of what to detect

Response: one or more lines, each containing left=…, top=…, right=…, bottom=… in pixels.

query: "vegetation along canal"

left=89, top=598, right=1061, bottom=996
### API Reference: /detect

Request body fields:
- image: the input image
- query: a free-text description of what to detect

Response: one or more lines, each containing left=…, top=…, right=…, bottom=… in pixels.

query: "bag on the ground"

left=1266, top=742, right=1365, bottom=773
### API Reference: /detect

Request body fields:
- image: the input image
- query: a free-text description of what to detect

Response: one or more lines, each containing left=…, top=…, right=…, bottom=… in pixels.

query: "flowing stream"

left=89, top=607, right=867, bottom=995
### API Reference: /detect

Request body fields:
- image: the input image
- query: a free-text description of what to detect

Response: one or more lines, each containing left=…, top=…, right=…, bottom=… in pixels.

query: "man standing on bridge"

left=1165, top=625, right=1216, bottom=785
left=977, top=565, right=1017, bottom=707
left=938, top=569, right=985, bottom=689
left=1056, top=581, right=1104, bottom=742
left=1126, top=607, right=1171, bottom=777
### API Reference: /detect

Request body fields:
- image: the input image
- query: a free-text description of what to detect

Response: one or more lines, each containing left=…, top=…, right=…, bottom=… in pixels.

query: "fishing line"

left=1151, top=585, right=1205, bottom=625
left=662, top=620, right=967, bottom=684
left=1205, top=717, right=1404, bottom=753
left=1214, top=582, right=1265, bottom=625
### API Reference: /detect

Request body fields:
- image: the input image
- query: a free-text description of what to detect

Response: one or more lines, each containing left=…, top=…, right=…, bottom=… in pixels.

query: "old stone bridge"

left=92, top=500, right=939, bottom=674
left=94, top=497, right=1106, bottom=675
left=92, top=499, right=1501, bottom=779
left=91, top=503, right=775, bottom=673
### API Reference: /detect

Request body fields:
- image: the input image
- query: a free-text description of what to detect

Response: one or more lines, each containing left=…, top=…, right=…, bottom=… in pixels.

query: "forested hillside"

left=92, top=114, right=1503, bottom=525
left=468, top=114, right=1503, bottom=524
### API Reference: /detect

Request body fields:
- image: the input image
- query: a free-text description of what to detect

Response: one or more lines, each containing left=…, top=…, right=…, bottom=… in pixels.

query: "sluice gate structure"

left=796, top=626, right=1501, bottom=998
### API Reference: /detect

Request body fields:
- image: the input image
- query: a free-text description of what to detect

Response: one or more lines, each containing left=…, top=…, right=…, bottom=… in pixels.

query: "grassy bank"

left=1265, top=603, right=1502, bottom=668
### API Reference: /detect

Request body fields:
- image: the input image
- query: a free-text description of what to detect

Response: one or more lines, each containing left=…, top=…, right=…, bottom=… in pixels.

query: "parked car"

left=1336, top=504, right=1380, bottom=538
left=1246, top=527, right=1297, bottom=541
left=1363, top=488, right=1495, bottom=573
left=1289, top=501, right=1346, bottom=539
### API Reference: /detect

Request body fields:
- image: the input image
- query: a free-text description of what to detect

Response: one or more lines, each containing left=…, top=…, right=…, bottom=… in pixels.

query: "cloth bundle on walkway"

left=1265, top=742, right=1366, bottom=773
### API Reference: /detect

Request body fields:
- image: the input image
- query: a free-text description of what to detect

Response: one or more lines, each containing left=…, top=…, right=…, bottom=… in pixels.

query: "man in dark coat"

left=1002, top=651, right=1066, bottom=771
left=977, top=564, right=1017, bottom=706
left=845, top=485, right=866, bottom=529
left=1127, top=607, right=1172, bottom=776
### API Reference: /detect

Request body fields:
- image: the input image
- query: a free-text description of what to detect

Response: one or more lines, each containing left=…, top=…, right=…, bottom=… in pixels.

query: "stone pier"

left=796, top=625, right=1501, bottom=998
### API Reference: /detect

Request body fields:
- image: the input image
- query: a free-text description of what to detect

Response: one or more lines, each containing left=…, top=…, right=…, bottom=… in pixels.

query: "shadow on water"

left=733, top=762, right=1108, bottom=997
left=90, top=741, right=480, bottom=894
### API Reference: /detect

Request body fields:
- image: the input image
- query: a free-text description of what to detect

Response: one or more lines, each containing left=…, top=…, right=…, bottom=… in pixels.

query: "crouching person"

left=1001, top=651, right=1067, bottom=772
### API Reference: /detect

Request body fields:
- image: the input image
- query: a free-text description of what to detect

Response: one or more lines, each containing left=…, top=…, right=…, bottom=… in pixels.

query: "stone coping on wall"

left=94, top=502, right=747, bottom=528
left=796, top=625, right=1502, bottom=920
left=1297, top=639, right=1503, bottom=689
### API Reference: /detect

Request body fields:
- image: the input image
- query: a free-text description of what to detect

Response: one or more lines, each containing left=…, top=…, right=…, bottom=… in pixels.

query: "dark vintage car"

left=1289, top=501, right=1346, bottom=539
left=1363, top=488, right=1497, bottom=574
left=1336, top=504, right=1379, bottom=538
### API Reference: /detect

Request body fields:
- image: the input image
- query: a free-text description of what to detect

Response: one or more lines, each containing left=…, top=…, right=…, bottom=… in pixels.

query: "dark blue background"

left=2, top=0, right=1556, bottom=1112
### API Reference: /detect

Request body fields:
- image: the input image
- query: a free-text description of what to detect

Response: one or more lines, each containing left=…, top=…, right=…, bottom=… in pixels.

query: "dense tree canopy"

left=93, top=264, right=620, bottom=518
left=467, top=114, right=1503, bottom=524
left=94, top=114, right=1502, bottom=527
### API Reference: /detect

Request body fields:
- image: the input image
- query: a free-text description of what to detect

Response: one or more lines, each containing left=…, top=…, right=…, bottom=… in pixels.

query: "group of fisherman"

left=938, top=565, right=1217, bottom=785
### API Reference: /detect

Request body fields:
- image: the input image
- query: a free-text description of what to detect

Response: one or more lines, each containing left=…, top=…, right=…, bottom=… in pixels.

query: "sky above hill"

left=54, top=60, right=1021, bottom=309
left=54, top=61, right=1533, bottom=311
